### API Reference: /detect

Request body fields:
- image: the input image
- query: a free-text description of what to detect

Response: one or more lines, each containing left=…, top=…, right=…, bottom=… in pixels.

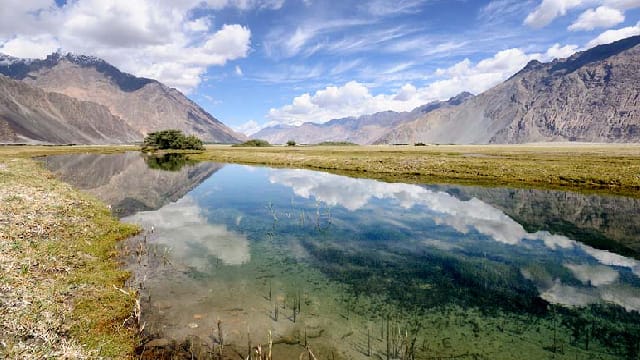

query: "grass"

left=0, top=156, right=140, bottom=358
left=191, top=143, right=640, bottom=197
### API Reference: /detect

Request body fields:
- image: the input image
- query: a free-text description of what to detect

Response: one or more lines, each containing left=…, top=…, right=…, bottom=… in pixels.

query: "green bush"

left=232, top=139, right=272, bottom=147
left=142, top=129, right=204, bottom=151
left=287, top=140, right=296, bottom=146
left=315, top=141, right=358, bottom=146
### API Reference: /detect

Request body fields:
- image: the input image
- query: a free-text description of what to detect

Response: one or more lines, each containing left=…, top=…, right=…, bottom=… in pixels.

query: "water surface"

left=45, top=153, right=640, bottom=359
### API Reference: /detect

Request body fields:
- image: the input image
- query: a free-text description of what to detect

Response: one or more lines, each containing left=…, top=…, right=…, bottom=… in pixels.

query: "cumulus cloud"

left=586, top=21, right=640, bottom=47
left=0, top=0, right=254, bottom=92
left=266, top=44, right=575, bottom=126
left=524, top=0, right=584, bottom=28
left=524, top=0, right=640, bottom=29
left=568, top=6, right=625, bottom=31
left=234, top=120, right=262, bottom=135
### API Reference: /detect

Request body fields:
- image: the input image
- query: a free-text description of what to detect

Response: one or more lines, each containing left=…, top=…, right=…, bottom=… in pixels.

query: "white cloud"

left=203, top=0, right=285, bottom=10
left=0, top=34, right=59, bottom=58
left=544, top=43, right=580, bottom=58
left=265, top=43, right=580, bottom=126
left=524, top=0, right=585, bottom=28
left=524, top=0, right=640, bottom=29
left=586, top=21, right=640, bottom=47
left=234, top=120, right=261, bottom=135
left=569, top=6, right=625, bottom=31
left=235, top=65, right=244, bottom=76
left=0, top=0, right=253, bottom=93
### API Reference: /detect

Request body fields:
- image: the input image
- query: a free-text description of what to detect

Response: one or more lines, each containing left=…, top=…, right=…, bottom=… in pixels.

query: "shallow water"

left=45, top=152, right=640, bottom=359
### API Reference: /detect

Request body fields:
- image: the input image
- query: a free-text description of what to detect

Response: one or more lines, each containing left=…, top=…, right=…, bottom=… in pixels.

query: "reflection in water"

left=144, top=153, right=196, bottom=172
left=124, top=196, right=250, bottom=267
left=45, top=155, right=640, bottom=359
left=42, top=152, right=223, bottom=217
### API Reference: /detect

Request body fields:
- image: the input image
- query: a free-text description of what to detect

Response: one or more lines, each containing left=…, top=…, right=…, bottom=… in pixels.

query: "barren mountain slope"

left=0, top=53, right=245, bottom=143
left=0, top=75, right=140, bottom=144
left=376, top=36, right=640, bottom=144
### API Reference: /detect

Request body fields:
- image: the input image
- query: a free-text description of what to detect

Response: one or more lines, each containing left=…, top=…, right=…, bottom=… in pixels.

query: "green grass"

left=193, top=144, right=640, bottom=197
left=0, top=157, right=140, bottom=358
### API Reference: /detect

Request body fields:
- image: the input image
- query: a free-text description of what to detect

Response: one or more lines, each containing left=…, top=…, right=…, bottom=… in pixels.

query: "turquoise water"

left=44, top=153, right=640, bottom=359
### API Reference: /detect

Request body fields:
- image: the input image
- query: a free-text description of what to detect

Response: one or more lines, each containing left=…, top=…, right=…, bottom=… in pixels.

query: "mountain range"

left=0, top=53, right=245, bottom=144
left=258, top=36, right=640, bottom=145
left=253, top=92, right=473, bottom=144
left=1, top=35, right=639, bottom=145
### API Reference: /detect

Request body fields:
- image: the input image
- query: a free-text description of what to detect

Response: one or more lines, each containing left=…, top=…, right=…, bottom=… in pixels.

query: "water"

left=44, top=152, right=640, bottom=359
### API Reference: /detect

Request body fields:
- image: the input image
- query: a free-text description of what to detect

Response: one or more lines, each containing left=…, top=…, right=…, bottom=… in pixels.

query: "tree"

left=142, top=129, right=204, bottom=151
left=287, top=140, right=296, bottom=146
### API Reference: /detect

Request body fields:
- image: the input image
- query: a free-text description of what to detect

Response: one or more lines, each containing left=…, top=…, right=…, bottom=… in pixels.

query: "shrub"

left=315, top=141, right=358, bottom=146
left=142, top=129, right=204, bottom=151
left=286, top=140, right=296, bottom=146
left=232, top=139, right=272, bottom=147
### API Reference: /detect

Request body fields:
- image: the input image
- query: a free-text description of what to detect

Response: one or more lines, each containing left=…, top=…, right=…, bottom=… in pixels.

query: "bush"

left=232, top=139, right=272, bottom=147
left=414, top=142, right=427, bottom=146
left=315, top=141, right=358, bottom=146
left=287, top=140, right=296, bottom=146
left=142, top=129, right=204, bottom=151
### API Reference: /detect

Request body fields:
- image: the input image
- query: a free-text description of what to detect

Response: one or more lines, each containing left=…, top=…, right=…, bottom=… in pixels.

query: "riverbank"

left=0, top=157, right=140, bottom=358
left=191, top=143, right=640, bottom=197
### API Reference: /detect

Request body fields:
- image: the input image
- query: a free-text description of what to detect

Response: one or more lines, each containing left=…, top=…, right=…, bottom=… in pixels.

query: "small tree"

left=142, top=129, right=203, bottom=151
left=287, top=140, right=296, bottom=146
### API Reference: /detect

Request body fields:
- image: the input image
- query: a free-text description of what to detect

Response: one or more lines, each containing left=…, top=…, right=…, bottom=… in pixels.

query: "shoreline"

left=0, top=157, right=140, bottom=358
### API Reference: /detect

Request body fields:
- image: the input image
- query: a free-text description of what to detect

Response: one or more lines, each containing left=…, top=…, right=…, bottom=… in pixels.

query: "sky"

left=0, top=0, right=639, bottom=135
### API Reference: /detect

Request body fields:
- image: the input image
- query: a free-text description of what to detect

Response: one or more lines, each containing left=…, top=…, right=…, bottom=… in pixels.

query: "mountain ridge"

left=253, top=92, right=474, bottom=144
left=376, top=36, right=640, bottom=144
left=0, top=52, right=246, bottom=144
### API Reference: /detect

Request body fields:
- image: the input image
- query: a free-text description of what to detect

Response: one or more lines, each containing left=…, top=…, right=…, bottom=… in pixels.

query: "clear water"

left=44, top=152, right=640, bottom=359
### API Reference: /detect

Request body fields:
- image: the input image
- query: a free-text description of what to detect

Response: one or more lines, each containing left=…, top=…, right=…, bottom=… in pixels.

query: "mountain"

left=376, top=36, right=640, bottom=144
left=0, top=75, right=140, bottom=144
left=0, top=52, right=245, bottom=143
left=253, top=92, right=473, bottom=144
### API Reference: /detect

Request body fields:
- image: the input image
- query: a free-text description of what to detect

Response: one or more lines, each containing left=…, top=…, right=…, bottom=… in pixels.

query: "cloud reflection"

left=269, top=169, right=640, bottom=279
left=124, top=196, right=250, bottom=267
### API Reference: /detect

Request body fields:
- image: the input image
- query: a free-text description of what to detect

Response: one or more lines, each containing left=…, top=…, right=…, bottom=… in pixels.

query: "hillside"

left=376, top=36, right=640, bottom=144
left=0, top=53, right=245, bottom=143
left=254, top=92, right=473, bottom=144
left=0, top=75, right=140, bottom=144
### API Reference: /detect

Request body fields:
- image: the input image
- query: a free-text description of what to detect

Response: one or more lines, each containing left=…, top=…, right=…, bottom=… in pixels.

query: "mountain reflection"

left=42, top=152, right=223, bottom=217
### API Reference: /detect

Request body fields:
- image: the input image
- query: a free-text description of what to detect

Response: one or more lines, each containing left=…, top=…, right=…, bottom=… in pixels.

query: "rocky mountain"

left=0, top=52, right=245, bottom=144
left=376, top=36, right=640, bottom=144
left=0, top=75, right=140, bottom=144
left=253, top=92, right=473, bottom=144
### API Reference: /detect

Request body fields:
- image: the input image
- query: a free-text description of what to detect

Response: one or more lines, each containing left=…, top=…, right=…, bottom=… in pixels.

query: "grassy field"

left=0, top=154, right=140, bottom=358
left=191, top=143, right=640, bottom=197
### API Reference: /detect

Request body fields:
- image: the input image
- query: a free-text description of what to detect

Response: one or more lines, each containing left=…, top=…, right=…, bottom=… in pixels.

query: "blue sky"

left=1, top=0, right=639, bottom=134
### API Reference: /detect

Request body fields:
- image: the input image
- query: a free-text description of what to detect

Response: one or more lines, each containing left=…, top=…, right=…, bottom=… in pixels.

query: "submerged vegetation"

left=0, top=158, right=140, bottom=358
left=142, top=129, right=204, bottom=151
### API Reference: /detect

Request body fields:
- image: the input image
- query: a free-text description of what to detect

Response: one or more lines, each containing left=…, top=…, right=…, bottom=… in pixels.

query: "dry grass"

left=191, top=143, right=640, bottom=197
left=0, top=158, right=140, bottom=359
